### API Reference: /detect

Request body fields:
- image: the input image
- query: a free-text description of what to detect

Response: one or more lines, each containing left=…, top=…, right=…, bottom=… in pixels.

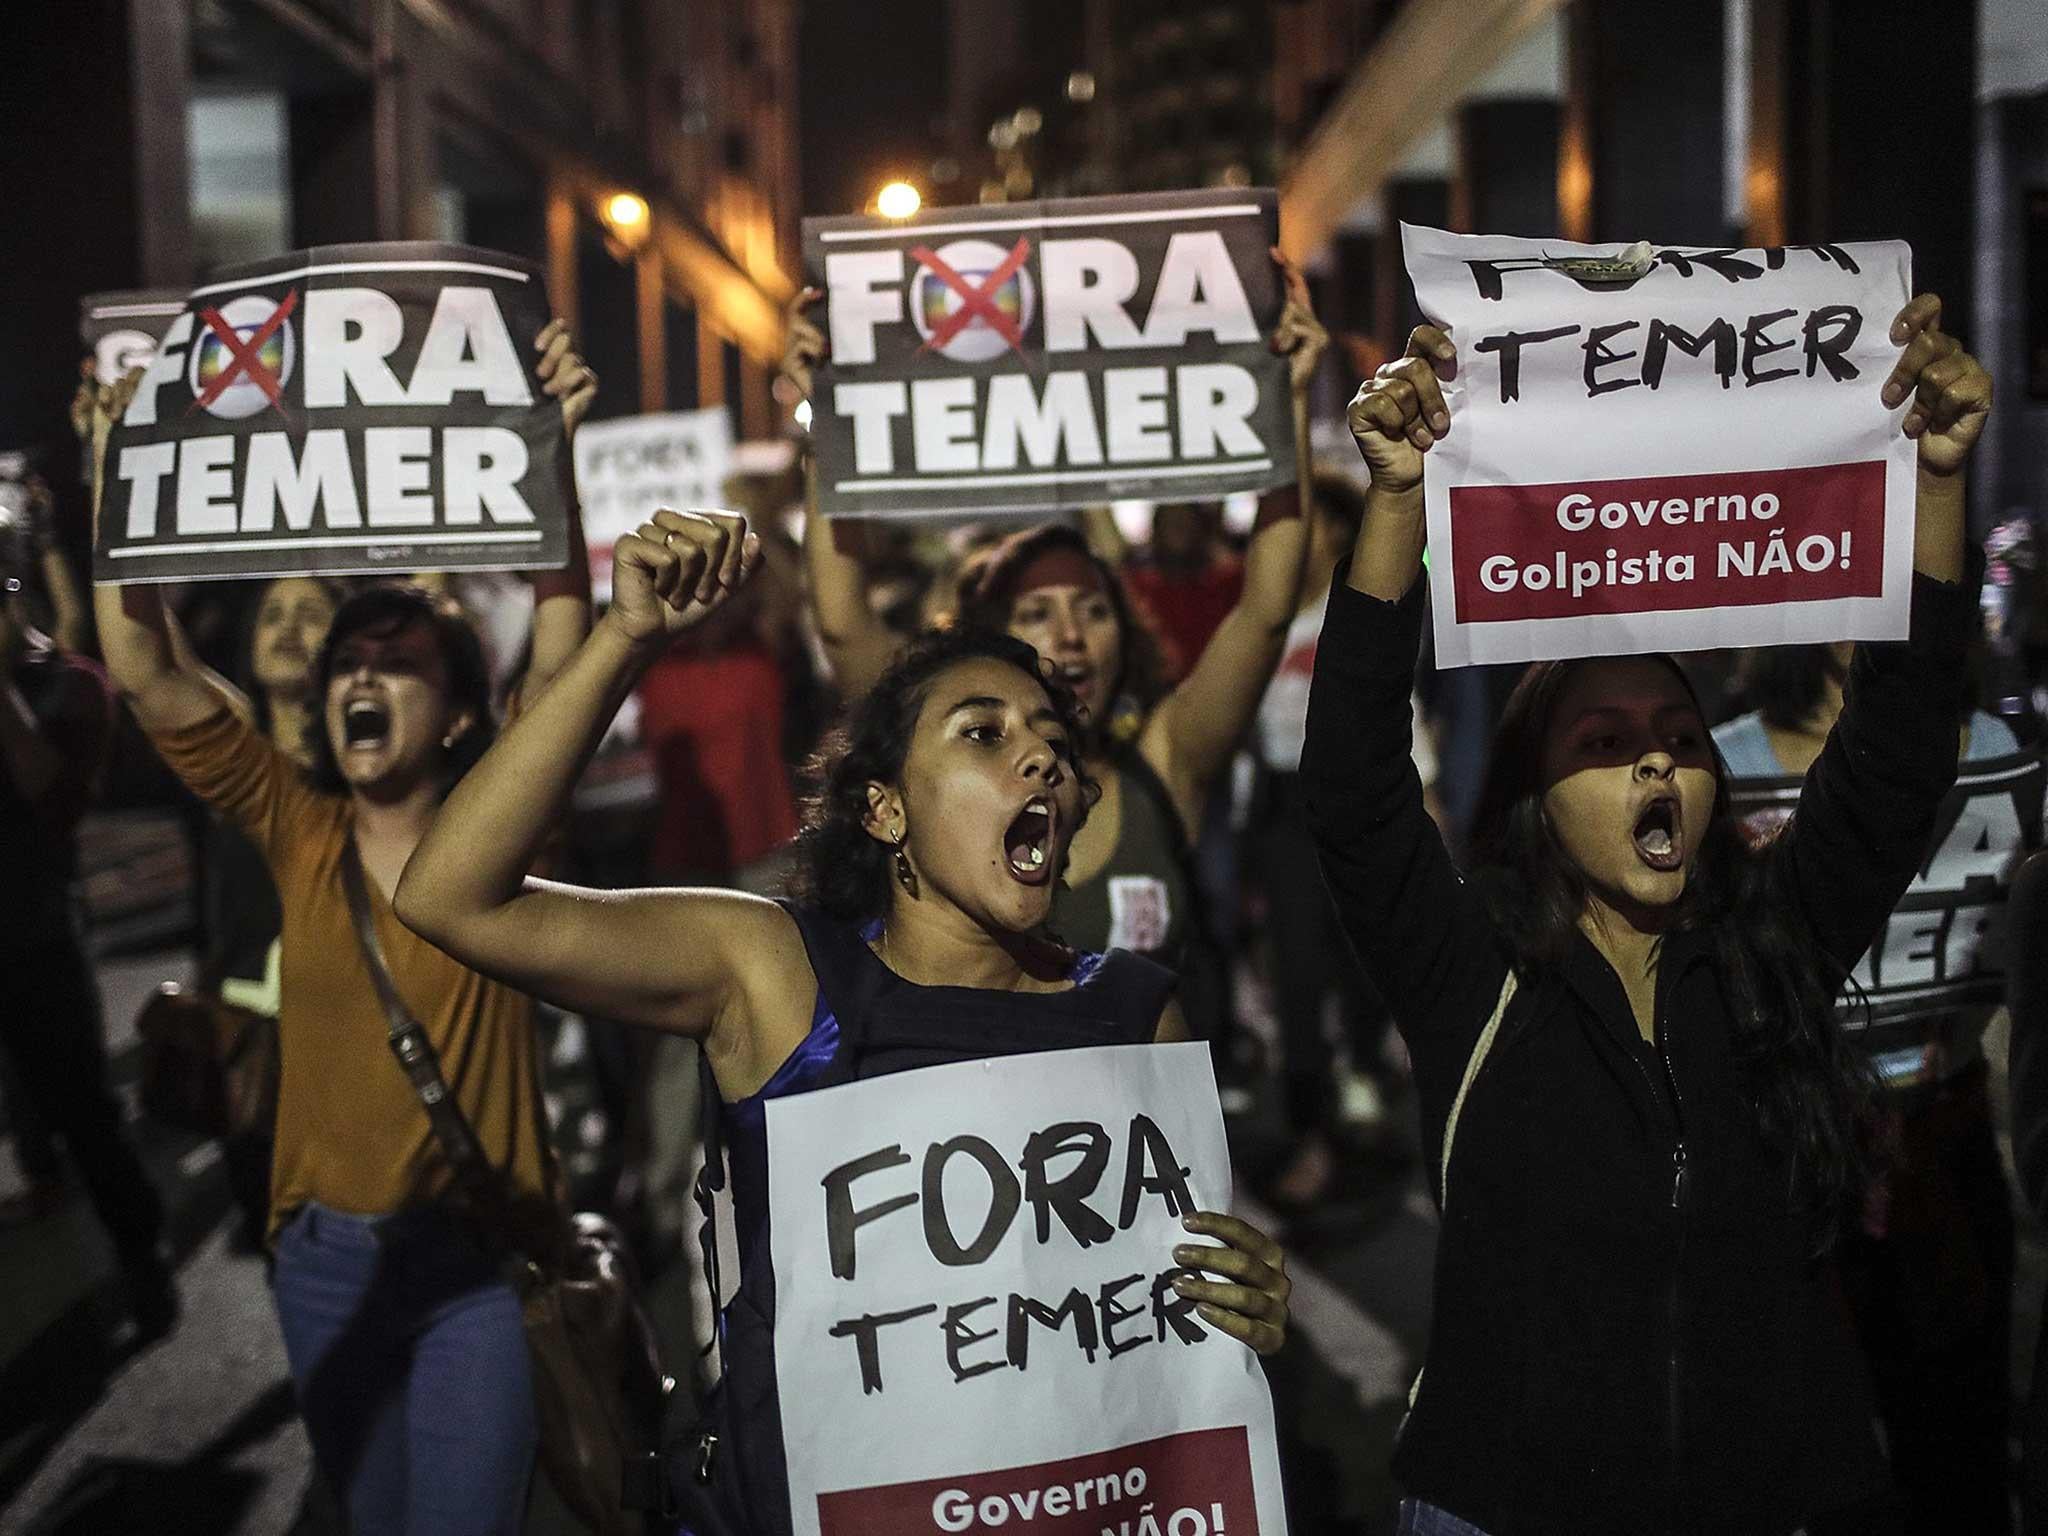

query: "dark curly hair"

left=952, top=524, right=1168, bottom=731
left=1468, top=654, right=1874, bottom=1244
left=302, top=584, right=496, bottom=797
left=789, top=626, right=1099, bottom=922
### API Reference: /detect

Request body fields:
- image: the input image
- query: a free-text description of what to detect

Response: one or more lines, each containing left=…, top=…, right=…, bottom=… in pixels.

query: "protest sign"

left=573, top=407, right=733, bottom=598
left=79, top=291, right=189, bottom=478
left=804, top=189, right=1292, bottom=519
left=80, top=290, right=188, bottom=386
left=94, top=241, right=570, bottom=584
left=767, top=1041, right=1287, bottom=1536
left=1730, top=751, right=2044, bottom=1057
left=1400, top=225, right=1916, bottom=666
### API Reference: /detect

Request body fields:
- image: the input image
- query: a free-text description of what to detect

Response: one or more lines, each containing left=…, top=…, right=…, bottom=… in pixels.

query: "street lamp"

left=604, top=192, right=649, bottom=234
left=875, top=181, right=921, bottom=220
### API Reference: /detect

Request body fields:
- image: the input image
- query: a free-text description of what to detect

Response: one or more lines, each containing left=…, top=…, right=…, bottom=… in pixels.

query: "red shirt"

left=1123, top=554, right=1244, bottom=682
left=636, top=643, right=799, bottom=880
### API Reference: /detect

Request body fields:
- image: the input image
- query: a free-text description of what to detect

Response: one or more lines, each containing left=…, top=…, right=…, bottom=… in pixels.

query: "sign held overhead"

left=94, top=241, right=572, bottom=584
left=1399, top=224, right=1917, bottom=667
left=804, top=189, right=1294, bottom=519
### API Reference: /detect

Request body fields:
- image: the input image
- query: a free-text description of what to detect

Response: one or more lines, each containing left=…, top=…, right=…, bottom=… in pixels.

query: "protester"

left=1717, top=642, right=2025, bottom=1534
left=391, top=506, right=1293, bottom=1535
left=90, top=322, right=596, bottom=1536
left=1250, top=469, right=1432, bottom=1204
left=0, top=494, right=175, bottom=1337
left=1305, top=295, right=1990, bottom=1535
left=788, top=255, right=1327, bottom=979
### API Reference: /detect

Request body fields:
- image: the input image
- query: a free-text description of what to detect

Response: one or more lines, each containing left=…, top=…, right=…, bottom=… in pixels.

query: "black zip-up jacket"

left=1302, top=569, right=1975, bottom=1536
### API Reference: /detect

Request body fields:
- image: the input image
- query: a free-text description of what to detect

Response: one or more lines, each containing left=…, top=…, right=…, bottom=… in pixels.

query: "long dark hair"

left=303, top=584, right=496, bottom=796
left=1468, top=654, right=1873, bottom=1237
left=953, top=524, right=1168, bottom=730
left=789, top=626, right=1098, bottom=922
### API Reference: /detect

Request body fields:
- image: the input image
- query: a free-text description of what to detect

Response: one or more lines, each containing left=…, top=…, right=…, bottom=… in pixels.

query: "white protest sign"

left=767, top=1041, right=1286, bottom=1536
left=572, top=408, right=733, bottom=598
left=1400, top=225, right=1916, bottom=666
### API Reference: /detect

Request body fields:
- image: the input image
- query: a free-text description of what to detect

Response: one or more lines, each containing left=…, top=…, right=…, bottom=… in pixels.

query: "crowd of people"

left=1, top=269, right=2046, bottom=1536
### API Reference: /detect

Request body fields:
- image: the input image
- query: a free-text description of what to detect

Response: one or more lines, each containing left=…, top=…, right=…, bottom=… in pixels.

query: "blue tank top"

left=696, top=904, right=1174, bottom=1536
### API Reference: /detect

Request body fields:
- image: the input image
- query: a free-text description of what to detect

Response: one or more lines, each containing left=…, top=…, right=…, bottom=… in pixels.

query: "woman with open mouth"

left=392, top=506, right=1293, bottom=1536
left=784, top=256, right=1327, bottom=992
left=92, top=321, right=598, bottom=1536
left=1305, top=293, right=1991, bottom=1536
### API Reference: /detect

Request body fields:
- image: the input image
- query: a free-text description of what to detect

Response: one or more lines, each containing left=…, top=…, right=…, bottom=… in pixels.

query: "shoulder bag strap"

left=338, top=838, right=507, bottom=1225
left=1438, top=967, right=1519, bottom=1210
left=1406, top=964, right=1519, bottom=1417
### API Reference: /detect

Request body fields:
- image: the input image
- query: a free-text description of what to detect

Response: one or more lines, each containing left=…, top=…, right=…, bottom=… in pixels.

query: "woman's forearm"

left=801, top=457, right=898, bottom=695
left=1347, top=484, right=1427, bottom=601
left=396, top=619, right=644, bottom=936
left=1911, top=465, right=1966, bottom=585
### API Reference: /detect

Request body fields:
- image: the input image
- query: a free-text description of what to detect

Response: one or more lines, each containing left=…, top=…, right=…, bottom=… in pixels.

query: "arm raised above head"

left=1142, top=253, right=1327, bottom=815
left=394, top=508, right=776, bottom=1040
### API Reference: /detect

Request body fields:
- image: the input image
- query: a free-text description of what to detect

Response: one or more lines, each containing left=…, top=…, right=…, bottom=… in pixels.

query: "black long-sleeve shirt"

left=1302, top=568, right=1974, bottom=1536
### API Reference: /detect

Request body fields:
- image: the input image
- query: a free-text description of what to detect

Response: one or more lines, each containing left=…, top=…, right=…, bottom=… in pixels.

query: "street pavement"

left=2, top=949, right=2041, bottom=1534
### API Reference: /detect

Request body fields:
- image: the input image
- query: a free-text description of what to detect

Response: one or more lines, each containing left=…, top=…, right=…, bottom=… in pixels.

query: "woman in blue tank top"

left=393, top=508, right=1292, bottom=1535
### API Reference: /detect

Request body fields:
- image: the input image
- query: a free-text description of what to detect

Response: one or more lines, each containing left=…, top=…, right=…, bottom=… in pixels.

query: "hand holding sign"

left=603, top=507, right=762, bottom=651
left=1269, top=249, right=1329, bottom=398
left=781, top=285, right=826, bottom=402
left=1170, top=1210, right=1290, bottom=1355
left=535, top=317, right=600, bottom=437
left=1883, top=295, right=1991, bottom=474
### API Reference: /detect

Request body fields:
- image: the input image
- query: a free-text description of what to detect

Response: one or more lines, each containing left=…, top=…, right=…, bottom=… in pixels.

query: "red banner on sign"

left=815, top=1425, right=1258, bottom=1536
left=1448, top=460, right=1885, bottom=624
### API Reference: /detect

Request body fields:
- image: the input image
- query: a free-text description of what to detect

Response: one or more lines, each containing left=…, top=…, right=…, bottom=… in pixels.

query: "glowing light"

left=1066, top=71, right=1096, bottom=103
left=876, top=181, right=922, bottom=220
left=605, top=192, right=649, bottom=230
left=794, top=399, right=813, bottom=430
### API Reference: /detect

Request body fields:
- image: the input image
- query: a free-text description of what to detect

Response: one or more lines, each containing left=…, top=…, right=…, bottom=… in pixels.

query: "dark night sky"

left=799, top=0, right=952, bottom=237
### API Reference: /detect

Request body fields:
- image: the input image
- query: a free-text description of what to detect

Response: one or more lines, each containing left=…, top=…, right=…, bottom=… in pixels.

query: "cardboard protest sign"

left=767, top=1041, right=1287, bottom=1536
left=1730, top=751, right=2044, bottom=1069
left=573, top=407, right=733, bottom=599
left=1401, top=225, right=1916, bottom=666
left=95, top=242, right=570, bottom=584
left=804, top=189, right=1292, bottom=519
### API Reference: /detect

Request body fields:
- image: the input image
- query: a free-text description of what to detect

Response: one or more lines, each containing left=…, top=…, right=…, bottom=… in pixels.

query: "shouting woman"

left=1304, top=295, right=1991, bottom=1535
left=93, top=322, right=598, bottom=1536
left=393, top=507, right=1292, bottom=1535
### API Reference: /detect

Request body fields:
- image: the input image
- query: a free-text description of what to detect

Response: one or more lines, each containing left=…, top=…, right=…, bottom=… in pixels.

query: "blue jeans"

left=273, top=1203, right=536, bottom=1536
left=1398, top=1500, right=1493, bottom=1535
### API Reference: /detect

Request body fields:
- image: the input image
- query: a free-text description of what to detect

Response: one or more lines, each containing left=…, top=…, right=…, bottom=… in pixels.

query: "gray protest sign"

left=94, top=241, right=570, bottom=583
left=803, top=189, right=1291, bottom=519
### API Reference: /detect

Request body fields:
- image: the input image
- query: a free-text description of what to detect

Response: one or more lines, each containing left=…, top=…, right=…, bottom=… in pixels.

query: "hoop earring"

left=891, top=830, right=918, bottom=898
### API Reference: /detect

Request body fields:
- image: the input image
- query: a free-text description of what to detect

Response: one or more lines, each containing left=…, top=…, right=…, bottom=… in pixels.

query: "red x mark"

left=910, top=238, right=1031, bottom=355
left=188, top=288, right=300, bottom=415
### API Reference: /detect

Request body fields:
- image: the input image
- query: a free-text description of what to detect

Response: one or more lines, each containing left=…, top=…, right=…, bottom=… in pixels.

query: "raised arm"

left=88, top=371, right=221, bottom=734
left=785, top=288, right=901, bottom=697
left=393, top=509, right=803, bottom=1060
left=522, top=319, right=598, bottom=699
left=1772, top=294, right=1990, bottom=966
left=1142, top=253, right=1326, bottom=815
left=1303, top=325, right=1510, bottom=1115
